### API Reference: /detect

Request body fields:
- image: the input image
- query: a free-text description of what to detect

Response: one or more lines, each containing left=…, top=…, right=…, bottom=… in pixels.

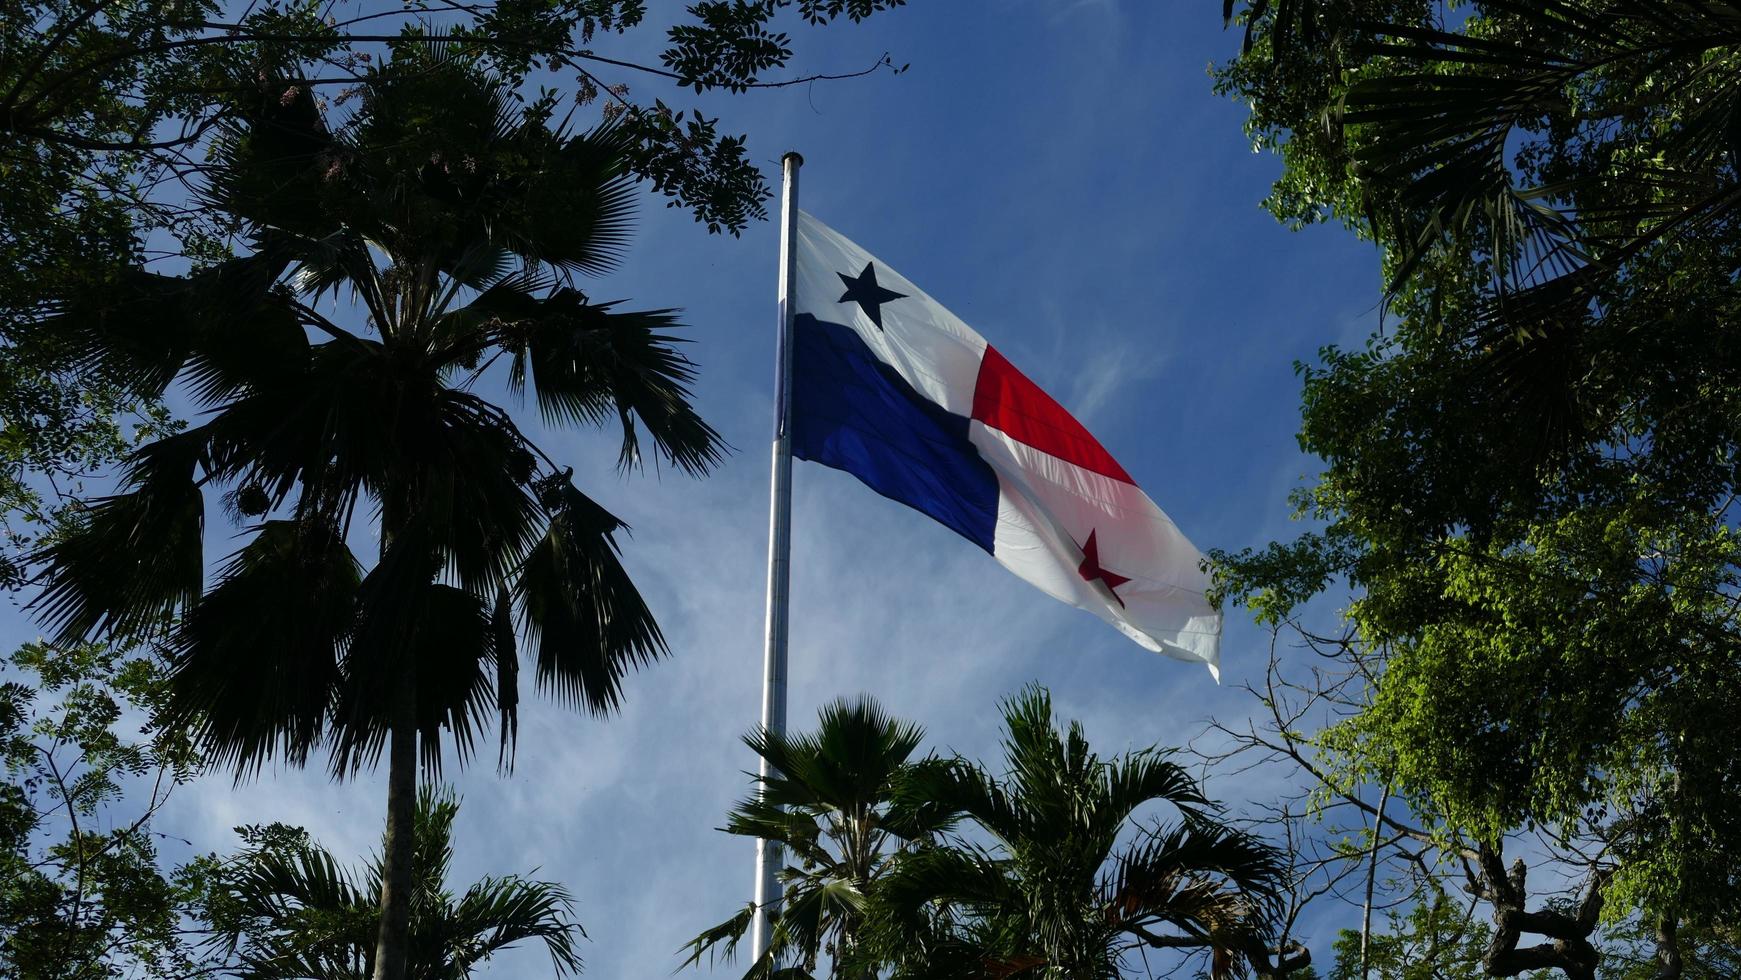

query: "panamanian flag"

left=790, top=212, right=1222, bottom=677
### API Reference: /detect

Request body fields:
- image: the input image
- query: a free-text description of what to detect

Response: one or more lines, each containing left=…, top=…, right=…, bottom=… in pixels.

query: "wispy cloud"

left=1064, top=332, right=1171, bottom=424
left=1049, top=0, right=1120, bottom=24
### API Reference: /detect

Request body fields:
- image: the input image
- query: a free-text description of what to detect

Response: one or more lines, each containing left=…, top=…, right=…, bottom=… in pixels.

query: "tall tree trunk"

left=370, top=480, right=419, bottom=980
left=371, top=664, right=418, bottom=980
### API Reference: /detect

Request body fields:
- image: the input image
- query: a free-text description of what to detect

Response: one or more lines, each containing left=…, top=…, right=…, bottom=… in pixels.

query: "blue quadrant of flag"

left=789, top=313, right=1000, bottom=551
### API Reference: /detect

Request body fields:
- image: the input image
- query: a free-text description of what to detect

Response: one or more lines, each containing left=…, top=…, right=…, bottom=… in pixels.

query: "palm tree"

left=28, top=44, right=720, bottom=980
left=681, top=697, right=947, bottom=980
left=1339, top=1, right=1741, bottom=296
left=208, top=786, right=583, bottom=979
left=872, top=687, right=1286, bottom=980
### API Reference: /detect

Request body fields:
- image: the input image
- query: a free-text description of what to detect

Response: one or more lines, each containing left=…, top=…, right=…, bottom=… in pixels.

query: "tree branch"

left=1471, top=842, right=1608, bottom=980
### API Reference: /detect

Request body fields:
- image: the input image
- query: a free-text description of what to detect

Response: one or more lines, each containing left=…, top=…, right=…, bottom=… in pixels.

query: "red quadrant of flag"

left=969, top=345, right=1135, bottom=484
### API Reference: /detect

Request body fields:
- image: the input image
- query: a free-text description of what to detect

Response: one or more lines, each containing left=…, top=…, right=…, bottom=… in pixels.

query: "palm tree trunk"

left=370, top=662, right=418, bottom=980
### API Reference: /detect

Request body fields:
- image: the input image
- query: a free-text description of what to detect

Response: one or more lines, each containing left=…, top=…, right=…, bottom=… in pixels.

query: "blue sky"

left=4, top=2, right=1388, bottom=975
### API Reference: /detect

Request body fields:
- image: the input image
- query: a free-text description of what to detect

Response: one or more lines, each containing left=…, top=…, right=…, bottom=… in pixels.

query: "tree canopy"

left=1, top=0, right=909, bottom=585
left=875, top=687, right=1290, bottom=980
left=19, top=35, right=754, bottom=980
left=6, top=6, right=920, bottom=979
left=1213, top=0, right=1741, bottom=973
left=0, top=641, right=222, bottom=979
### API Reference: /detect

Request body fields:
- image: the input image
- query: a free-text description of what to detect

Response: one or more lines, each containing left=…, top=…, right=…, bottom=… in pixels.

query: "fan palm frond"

left=515, top=120, right=640, bottom=277
left=281, top=230, right=390, bottom=315
left=162, top=518, right=360, bottom=777
left=40, top=244, right=295, bottom=403
left=194, top=335, right=400, bottom=518
left=30, top=431, right=209, bottom=641
left=516, top=478, right=664, bottom=717
left=182, top=291, right=312, bottom=409
left=494, top=285, right=725, bottom=474
left=420, top=391, right=546, bottom=593
left=335, top=48, right=637, bottom=283
left=204, top=70, right=345, bottom=241
left=330, top=526, right=503, bottom=777
left=750, top=697, right=927, bottom=814
left=1345, top=1, right=1741, bottom=303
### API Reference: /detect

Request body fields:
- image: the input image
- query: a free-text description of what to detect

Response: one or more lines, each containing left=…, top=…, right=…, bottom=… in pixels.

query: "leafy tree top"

left=1214, top=0, right=1741, bottom=936
left=0, top=641, right=226, bottom=979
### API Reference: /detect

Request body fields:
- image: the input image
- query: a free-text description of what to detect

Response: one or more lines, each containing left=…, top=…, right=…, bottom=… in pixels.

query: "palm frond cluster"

left=206, top=788, right=584, bottom=979
left=28, top=42, right=721, bottom=778
left=684, top=690, right=1288, bottom=980
left=1339, top=1, right=1741, bottom=461
left=1345, top=2, right=1741, bottom=296
left=1226, top=0, right=1741, bottom=473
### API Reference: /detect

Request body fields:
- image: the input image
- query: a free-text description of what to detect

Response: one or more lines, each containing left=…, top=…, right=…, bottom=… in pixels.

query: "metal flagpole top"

left=751, top=150, right=802, bottom=964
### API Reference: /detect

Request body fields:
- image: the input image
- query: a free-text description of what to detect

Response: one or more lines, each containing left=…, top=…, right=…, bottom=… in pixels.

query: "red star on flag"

left=1076, top=529, right=1130, bottom=607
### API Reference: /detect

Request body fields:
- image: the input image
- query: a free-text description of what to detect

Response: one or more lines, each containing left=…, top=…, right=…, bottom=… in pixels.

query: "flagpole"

left=752, top=150, right=802, bottom=963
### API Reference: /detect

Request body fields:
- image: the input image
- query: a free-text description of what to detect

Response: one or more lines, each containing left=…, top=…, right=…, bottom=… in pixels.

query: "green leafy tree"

left=27, top=44, right=720, bottom=980
left=1593, top=919, right=1741, bottom=980
left=1, top=0, right=316, bottom=586
left=873, top=687, right=1292, bottom=980
left=3, top=0, right=911, bottom=247
left=0, top=641, right=227, bottom=979
left=0, top=348, right=179, bottom=590
left=1324, top=889, right=1518, bottom=980
left=204, top=787, right=583, bottom=979
left=1213, top=2, right=1741, bottom=974
left=682, top=696, right=944, bottom=980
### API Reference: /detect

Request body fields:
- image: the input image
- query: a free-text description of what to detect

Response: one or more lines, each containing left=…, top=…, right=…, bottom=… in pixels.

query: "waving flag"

left=789, top=211, right=1221, bottom=675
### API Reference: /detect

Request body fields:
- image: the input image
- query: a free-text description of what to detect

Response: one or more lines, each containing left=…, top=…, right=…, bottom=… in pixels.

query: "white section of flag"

left=971, top=424, right=1222, bottom=676
left=794, top=211, right=986, bottom=414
